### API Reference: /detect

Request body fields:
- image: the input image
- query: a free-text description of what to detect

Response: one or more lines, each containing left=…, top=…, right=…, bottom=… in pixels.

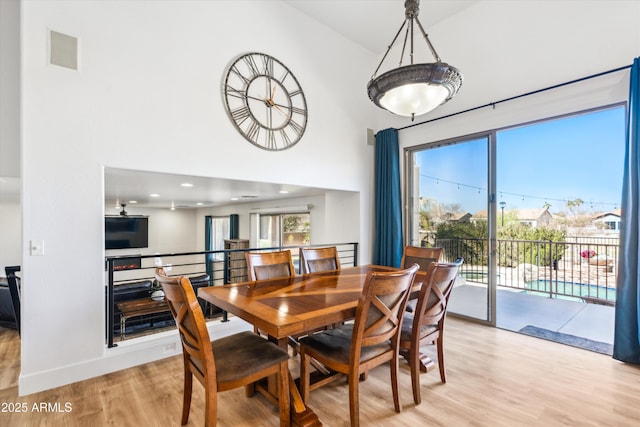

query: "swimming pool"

left=525, top=280, right=616, bottom=302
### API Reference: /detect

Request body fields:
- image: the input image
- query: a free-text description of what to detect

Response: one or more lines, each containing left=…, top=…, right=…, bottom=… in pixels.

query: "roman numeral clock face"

left=223, top=53, right=308, bottom=151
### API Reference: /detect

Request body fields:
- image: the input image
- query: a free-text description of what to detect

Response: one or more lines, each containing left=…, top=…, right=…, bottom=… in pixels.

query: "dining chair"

left=300, top=246, right=341, bottom=274
left=155, top=269, right=290, bottom=427
left=245, top=250, right=295, bottom=281
left=400, top=246, right=444, bottom=312
left=399, top=258, right=463, bottom=405
left=244, top=249, right=327, bottom=368
left=400, top=245, right=444, bottom=272
left=298, top=263, right=420, bottom=427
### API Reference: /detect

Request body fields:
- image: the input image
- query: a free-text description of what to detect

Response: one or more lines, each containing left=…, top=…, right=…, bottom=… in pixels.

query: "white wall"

left=0, top=0, right=20, bottom=178
left=19, top=0, right=376, bottom=394
left=0, top=202, right=21, bottom=272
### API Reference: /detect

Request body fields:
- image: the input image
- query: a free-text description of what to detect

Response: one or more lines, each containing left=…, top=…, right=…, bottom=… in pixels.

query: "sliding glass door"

left=406, top=105, right=624, bottom=332
left=408, top=135, right=494, bottom=323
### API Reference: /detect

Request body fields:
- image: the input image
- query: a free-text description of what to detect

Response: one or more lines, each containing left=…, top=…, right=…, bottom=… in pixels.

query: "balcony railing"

left=105, top=242, right=358, bottom=347
left=436, top=237, right=618, bottom=305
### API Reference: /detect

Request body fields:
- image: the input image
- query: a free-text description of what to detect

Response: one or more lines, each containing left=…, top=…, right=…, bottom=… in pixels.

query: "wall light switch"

left=30, top=240, right=45, bottom=256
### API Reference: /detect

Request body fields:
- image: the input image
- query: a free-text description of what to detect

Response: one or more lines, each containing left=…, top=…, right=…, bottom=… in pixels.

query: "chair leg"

left=278, top=361, right=291, bottom=427
left=203, top=380, right=217, bottom=427
left=410, top=347, right=422, bottom=405
left=391, top=354, right=402, bottom=413
left=245, top=382, right=256, bottom=397
left=348, top=374, right=360, bottom=427
left=436, top=336, right=446, bottom=383
left=182, top=369, right=193, bottom=425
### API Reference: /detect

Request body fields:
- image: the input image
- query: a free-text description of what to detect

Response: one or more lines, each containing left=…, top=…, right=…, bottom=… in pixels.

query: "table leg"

left=289, top=372, right=322, bottom=427
left=261, top=337, right=322, bottom=427
left=419, top=354, right=436, bottom=373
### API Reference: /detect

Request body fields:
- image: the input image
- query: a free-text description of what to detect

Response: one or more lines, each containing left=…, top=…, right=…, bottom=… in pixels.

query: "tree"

left=282, top=215, right=300, bottom=232
left=435, top=221, right=566, bottom=268
left=566, top=198, right=584, bottom=217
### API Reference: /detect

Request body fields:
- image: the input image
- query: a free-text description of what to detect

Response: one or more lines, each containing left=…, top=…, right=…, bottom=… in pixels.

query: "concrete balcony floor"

left=448, top=284, right=615, bottom=349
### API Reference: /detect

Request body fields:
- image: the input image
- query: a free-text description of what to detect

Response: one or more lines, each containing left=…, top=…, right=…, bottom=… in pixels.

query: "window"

left=406, top=104, right=625, bottom=323
left=254, top=213, right=310, bottom=248
left=409, top=105, right=624, bottom=246
left=605, top=221, right=618, bottom=230
left=209, top=216, right=230, bottom=259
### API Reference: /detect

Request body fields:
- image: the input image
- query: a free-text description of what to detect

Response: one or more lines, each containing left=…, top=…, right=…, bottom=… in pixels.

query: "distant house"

left=431, top=211, right=472, bottom=225
left=593, top=208, right=621, bottom=232
left=446, top=212, right=472, bottom=223
left=472, top=207, right=552, bottom=228
left=471, top=210, right=488, bottom=224
left=516, top=208, right=552, bottom=227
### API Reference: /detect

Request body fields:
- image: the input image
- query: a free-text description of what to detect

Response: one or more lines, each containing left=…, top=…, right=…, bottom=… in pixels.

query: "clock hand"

left=242, top=92, right=291, bottom=113
left=272, top=103, right=289, bottom=118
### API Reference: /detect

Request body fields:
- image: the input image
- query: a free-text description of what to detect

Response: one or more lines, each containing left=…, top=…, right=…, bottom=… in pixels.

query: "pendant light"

left=367, top=0, right=463, bottom=120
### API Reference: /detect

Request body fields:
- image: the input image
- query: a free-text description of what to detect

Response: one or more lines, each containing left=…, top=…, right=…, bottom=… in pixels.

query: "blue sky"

left=417, top=106, right=626, bottom=215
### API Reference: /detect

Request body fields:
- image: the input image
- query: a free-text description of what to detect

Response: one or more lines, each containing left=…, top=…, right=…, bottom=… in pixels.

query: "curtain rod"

left=398, top=64, right=633, bottom=131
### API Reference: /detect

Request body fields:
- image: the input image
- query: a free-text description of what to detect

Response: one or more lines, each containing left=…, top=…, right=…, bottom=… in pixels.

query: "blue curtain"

left=613, top=57, right=640, bottom=364
left=230, top=214, right=239, bottom=239
left=204, top=216, right=214, bottom=286
left=373, top=128, right=404, bottom=267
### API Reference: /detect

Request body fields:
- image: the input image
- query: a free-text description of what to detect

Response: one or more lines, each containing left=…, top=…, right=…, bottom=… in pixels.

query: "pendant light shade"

left=367, top=0, right=462, bottom=120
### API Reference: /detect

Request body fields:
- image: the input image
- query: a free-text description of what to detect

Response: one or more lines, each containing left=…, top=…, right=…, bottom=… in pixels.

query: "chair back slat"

left=245, top=251, right=295, bottom=281
left=300, top=246, right=341, bottom=274
left=155, top=269, right=216, bottom=385
left=353, top=264, right=419, bottom=350
left=414, top=258, right=463, bottom=330
left=401, top=246, right=444, bottom=272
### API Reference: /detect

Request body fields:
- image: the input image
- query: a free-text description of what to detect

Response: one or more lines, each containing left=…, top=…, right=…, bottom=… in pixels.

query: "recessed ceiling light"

left=230, top=197, right=239, bottom=201
left=279, top=190, right=289, bottom=194
left=150, top=193, right=160, bottom=198
left=181, top=182, right=194, bottom=187
left=129, top=200, right=138, bottom=204
left=196, top=202, right=203, bottom=206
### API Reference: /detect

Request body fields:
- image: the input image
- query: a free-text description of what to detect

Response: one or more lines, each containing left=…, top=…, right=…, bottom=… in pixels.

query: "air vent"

left=50, top=30, right=78, bottom=70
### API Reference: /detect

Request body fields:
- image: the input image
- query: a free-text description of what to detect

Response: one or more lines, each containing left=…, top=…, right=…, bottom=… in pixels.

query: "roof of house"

left=445, top=212, right=472, bottom=221
left=473, top=208, right=550, bottom=220
left=594, top=208, right=622, bottom=219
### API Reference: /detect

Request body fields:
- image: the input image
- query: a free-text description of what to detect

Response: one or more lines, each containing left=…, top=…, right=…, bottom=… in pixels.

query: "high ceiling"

left=0, top=1, right=477, bottom=210
left=284, top=0, right=476, bottom=55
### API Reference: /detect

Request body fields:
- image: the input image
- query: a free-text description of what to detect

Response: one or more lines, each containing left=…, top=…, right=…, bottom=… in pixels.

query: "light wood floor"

left=1, top=317, right=640, bottom=426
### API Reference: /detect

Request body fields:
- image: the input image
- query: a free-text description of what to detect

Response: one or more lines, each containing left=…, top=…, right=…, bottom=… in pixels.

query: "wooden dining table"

left=198, top=264, right=425, bottom=427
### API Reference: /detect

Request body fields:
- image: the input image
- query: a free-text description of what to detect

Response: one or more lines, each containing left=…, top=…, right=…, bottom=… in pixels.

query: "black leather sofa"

left=1, top=267, right=20, bottom=332
left=0, top=278, right=18, bottom=330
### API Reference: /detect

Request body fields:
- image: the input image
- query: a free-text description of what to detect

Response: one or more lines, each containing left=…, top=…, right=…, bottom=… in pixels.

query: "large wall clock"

left=223, top=52, right=308, bottom=151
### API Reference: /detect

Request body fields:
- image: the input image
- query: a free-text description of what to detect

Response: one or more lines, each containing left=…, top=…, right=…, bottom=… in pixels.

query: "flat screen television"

left=105, top=216, right=149, bottom=250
